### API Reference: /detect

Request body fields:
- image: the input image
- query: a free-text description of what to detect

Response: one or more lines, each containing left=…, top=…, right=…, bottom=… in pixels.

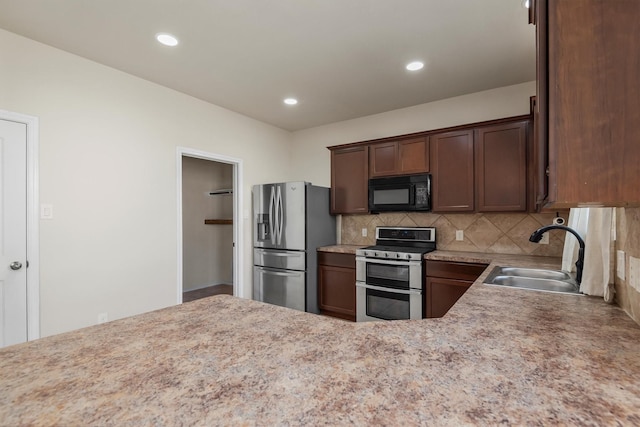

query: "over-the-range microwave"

left=368, top=174, right=431, bottom=213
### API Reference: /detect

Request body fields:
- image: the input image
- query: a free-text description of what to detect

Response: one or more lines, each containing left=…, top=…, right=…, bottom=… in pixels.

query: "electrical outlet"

left=629, top=256, right=640, bottom=292
left=455, top=230, right=464, bottom=241
left=362, top=228, right=367, bottom=237
left=98, top=312, right=108, bottom=324
left=617, top=250, right=626, bottom=280
left=539, top=233, right=549, bottom=245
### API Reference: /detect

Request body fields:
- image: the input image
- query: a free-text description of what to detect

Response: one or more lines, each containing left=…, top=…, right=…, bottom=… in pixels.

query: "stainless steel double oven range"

left=355, top=227, right=436, bottom=322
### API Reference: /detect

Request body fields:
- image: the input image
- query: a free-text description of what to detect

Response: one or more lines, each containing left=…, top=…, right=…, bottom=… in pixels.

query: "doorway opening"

left=176, top=148, right=243, bottom=304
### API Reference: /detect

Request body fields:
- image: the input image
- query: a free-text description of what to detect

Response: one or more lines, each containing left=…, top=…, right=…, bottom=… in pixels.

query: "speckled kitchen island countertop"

left=1, top=259, right=640, bottom=425
left=317, top=244, right=366, bottom=254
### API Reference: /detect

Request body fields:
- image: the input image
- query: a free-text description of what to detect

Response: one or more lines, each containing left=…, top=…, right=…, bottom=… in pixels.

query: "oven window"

left=366, top=263, right=409, bottom=289
left=373, top=188, right=410, bottom=205
left=366, top=288, right=410, bottom=320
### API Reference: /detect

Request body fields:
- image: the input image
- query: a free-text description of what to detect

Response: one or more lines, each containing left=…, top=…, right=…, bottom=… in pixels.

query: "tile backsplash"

left=341, top=212, right=564, bottom=257
left=614, top=208, right=640, bottom=324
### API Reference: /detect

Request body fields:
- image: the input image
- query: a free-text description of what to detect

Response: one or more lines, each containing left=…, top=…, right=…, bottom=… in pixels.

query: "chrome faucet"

left=529, top=225, right=585, bottom=285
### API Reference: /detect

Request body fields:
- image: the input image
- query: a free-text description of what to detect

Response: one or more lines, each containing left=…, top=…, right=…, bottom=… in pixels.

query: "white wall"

left=0, top=29, right=292, bottom=336
left=182, top=157, right=233, bottom=292
left=289, top=81, right=536, bottom=187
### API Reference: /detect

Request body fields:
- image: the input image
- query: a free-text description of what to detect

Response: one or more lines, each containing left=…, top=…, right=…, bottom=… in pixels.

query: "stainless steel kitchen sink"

left=484, top=266, right=582, bottom=295
left=494, top=267, right=573, bottom=281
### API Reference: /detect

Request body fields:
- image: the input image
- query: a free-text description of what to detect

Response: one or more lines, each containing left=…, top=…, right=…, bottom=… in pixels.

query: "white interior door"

left=0, top=119, right=28, bottom=347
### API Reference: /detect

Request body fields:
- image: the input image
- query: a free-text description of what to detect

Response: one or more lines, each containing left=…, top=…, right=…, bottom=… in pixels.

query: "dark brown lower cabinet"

left=317, top=252, right=356, bottom=321
left=425, top=260, right=488, bottom=318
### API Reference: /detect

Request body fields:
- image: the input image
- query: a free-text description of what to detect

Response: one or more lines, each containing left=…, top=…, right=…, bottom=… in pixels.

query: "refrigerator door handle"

left=266, top=252, right=303, bottom=257
left=276, top=186, right=284, bottom=245
left=269, top=186, right=276, bottom=245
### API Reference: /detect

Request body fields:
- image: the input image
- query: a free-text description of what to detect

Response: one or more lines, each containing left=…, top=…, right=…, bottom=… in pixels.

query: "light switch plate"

left=455, top=230, right=464, bottom=241
left=617, top=250, right=626, bottom=280
left=362, top=228, right=367, bottom=237
left=40, top=204, right=53, bottom=219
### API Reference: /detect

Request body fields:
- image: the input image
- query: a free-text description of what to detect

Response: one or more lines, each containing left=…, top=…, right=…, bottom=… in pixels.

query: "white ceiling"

left=0, top=0, right=535, bottom=131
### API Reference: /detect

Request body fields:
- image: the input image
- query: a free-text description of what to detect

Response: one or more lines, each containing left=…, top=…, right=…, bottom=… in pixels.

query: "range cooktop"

left=355, top=227, right=436, bottom=261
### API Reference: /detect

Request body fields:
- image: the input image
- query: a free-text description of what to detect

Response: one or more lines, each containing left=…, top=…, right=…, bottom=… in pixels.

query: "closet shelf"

left=205, top=219, right=233, bottom=225
left=208, top=189, right=233, bottom=196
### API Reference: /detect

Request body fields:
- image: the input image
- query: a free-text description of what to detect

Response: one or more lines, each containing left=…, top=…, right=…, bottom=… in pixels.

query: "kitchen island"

left=1, top=258, right=640, bottom=425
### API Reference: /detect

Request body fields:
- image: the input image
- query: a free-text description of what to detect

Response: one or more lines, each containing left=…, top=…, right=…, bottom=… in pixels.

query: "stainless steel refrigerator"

left=253, top=181, right=336, bottom=313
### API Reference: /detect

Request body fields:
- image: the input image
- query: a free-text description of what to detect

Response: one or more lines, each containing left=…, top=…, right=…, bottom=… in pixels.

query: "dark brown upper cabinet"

left=369, top=142, right=396, bottom=177
left=429, top=130, right=474, bottom=212
left=529, top=95, right=547, bottom=212
left=369, top=137, right=429, bottom=178
left=534, top=0, right=640, bottom=208
left=329, top=115, right=532, bottom=214
left=330, top=145, right=369, bottom=214
left=475, top=121, right=528, bottom=212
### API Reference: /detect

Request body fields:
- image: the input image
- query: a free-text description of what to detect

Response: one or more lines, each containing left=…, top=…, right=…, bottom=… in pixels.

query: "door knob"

left=10, top=261, right=22, bottom=271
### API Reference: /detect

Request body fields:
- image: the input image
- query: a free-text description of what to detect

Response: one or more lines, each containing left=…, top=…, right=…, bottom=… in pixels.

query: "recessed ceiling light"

left=156, top=33, right=179, bottom=47
left=406, top=61, right=424, bottom=71
left=284, top=98, right=298, bottom=105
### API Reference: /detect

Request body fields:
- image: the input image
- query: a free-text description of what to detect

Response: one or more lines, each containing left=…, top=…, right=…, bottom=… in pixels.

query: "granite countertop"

left=317, top=244, right=366, bottom=254
left=425, top=249, right=563, bottom=268
left=317, top=246, right=564, bottom=269
left=1, top=255, right=640, bottom=425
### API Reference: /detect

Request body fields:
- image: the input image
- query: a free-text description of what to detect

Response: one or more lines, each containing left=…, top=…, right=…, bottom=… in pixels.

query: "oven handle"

left=356, top=256, right=422, bottom=266
left=355, top=282, right=422, bottom=295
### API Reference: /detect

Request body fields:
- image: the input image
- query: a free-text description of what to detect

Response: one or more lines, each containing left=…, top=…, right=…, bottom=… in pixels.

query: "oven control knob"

left=396, top=253, right=401, bottom=259
left=374, top=252, right=379, bottom=258
left=406, top=254, right=412, bottom=260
